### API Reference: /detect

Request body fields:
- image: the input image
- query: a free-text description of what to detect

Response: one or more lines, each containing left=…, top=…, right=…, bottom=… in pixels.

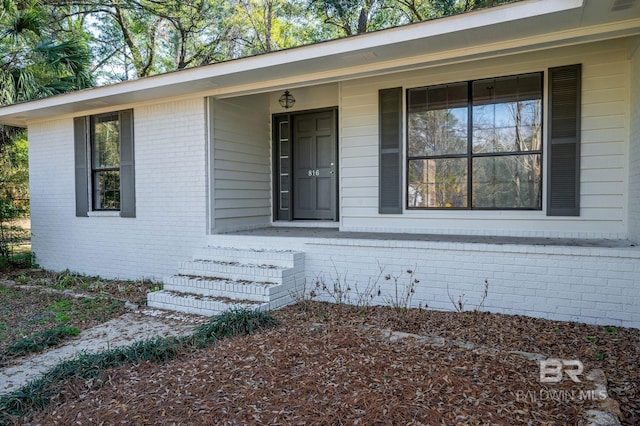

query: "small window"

left=91, top=113, right=121, bottom=210
left=407, top=72, right=543, bottom=210
left=74, top=109, right=135, bottom=217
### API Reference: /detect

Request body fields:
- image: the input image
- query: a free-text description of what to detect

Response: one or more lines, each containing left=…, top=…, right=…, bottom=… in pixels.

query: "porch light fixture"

left=278, top=90, right=295, bottom=109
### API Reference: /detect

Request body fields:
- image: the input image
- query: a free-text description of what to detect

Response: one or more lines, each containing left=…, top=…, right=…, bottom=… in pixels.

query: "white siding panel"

left=582, top=101, right=627, bottom=118
left=211, top=94, right=271, bottom=232
left=341, top=124, right=376, bottom=138
left=342, top=135, right=378, bottom=147
left=581, top=168, right=624, bottom=183
left=581, top=155, right=626, bottom=169
left=214, top=150, right=271, bottom=167
left=216, top=207, right=271, bottom=219
left=582, top=114, right=625, bottom=131
left=629, top=41, right=640, bottom=243
left=339, top=39, right=631, bottom=238
left=580, top=195, right=624, bottom=209
left=582, top=128, right=626, bottom=144
left=581, top=141, right=625, bottom=157
left=581, top=181, right=622, bottom=196
left=341, top=145, right=377, bottom=158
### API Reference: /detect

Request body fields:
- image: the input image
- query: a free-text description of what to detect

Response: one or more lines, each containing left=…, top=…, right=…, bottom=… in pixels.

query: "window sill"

left=87, top=211, right=120, bottom=218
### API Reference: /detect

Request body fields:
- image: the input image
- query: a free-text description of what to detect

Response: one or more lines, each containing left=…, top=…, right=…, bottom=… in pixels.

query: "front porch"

left=150, top=227, right=640, bottom=328
left=218, top=227, right=637, bottom=248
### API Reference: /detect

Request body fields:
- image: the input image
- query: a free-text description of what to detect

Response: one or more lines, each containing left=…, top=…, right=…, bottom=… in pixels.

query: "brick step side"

left=179, top=260, right=300, bottom=282
left=164, top=275, right=281, bottom=302
left=147, top=290, right=267, bottom=317
left=148, top=247, right=305, bottom=316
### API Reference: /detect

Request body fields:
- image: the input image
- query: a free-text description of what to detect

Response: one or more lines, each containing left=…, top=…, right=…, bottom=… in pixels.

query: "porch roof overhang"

left=1, top=0, right=640, bottom=127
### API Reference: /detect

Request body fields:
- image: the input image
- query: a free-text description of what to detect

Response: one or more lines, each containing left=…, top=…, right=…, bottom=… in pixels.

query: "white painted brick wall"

left=629, top=41, right=640, bottom=243
left=29, top=97, right=208, bottom=280
left=212, top=234, right=640, bottom=328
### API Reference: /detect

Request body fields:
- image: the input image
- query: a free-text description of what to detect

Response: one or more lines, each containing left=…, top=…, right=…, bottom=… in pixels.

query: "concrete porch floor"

left=221, top=226, right=638, bottom=249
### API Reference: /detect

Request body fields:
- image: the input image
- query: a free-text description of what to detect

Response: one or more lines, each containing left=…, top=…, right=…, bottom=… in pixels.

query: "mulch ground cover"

left=19, top=302, right=640, bottom=425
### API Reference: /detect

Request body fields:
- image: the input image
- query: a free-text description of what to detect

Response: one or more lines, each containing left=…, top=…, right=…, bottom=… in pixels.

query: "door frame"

left=272, top=107, right=339, bottom=222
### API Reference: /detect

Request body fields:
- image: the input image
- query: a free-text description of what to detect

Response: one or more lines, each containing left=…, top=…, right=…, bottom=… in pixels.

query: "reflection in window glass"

left=472, top=154, right=541, bottom=208
left=408, top=83, right=468, bottom=157
left=93, top=115, right=120, bottom=168
left=472, top=75, right=542, bottom=154
left=92, top=114, right=121, bottom=210
left=94, top=171, right=121, bottom=210
left=408, top=158, right=468, bottom=208
left=407, top=72, right=543, bottom=210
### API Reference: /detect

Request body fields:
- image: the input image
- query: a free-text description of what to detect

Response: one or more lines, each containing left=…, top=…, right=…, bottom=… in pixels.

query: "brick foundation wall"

left=213, top=234, right=640, bottom=328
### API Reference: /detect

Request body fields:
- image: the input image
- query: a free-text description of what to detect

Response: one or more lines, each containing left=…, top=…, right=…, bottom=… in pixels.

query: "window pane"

left=93, top=114, right=120, bottom=169
left=408, top=83, right=468, bottom=156
left=472, top=74, right=542, bottom=154
left=279, top=121, right=289, bottom=140
left=408, top=158, right=467, bottom=208
left=94, top=170, right=121, bottom=210
left=280, top=157, right=289, bottom=174
left=280, top=140, right=289, bottom=156
left=280, top=192, right=289, bottom=210
left=473, top=101, right=542, bottom=153
left=472, top=154, right=541, bottom=208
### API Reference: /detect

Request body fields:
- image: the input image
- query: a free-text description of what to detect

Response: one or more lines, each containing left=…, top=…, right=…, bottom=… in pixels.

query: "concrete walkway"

left=0, top=309, right=205, bottom=395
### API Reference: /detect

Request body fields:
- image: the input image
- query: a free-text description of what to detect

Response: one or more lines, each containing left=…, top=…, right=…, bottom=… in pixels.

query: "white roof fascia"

left=211, top=18, right=640, bottom=99
left=0, top=0, right=601, bottom=127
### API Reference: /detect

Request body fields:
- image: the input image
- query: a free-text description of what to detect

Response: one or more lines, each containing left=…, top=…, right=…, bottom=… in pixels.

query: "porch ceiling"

left=1, top=0, right=640, bottom=127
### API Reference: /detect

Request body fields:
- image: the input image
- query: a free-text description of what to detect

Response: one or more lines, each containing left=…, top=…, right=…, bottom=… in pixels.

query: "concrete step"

left=163, top=274, right=281, bottom=302
left=179, top=259, right=299, bottom=283
left=147, top=247, right=305, bottom=316
left=147, top=290, right=267, bottom=317
left=192, top=246, right=303, bottom=268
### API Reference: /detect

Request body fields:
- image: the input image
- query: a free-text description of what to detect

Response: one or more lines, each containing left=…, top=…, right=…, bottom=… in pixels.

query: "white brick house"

left=1, top=0, right=640, bottom=327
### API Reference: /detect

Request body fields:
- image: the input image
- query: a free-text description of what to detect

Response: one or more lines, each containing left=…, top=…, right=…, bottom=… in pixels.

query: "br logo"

left=539, top=359, right=584, bottom=383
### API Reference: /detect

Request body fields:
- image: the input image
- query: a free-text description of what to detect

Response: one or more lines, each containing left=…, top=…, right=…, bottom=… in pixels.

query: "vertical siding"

left=29, top=97, right=208, bottom=280
left=211, top=95, right=271, bottom=232
left=339, top=40, right=632, bottom=238
left=629, top=42, right=640, bottom=244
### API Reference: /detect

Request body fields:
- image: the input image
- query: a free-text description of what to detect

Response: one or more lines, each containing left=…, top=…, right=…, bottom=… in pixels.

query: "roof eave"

left=4, top=0, right=633, bottom=128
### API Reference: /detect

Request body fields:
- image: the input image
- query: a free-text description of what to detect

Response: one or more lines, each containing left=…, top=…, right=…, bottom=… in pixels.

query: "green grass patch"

left=10, top=270, right=155, bottom=306
left=0, top=308, right=278, bottom=424
left=0, top=286, right=125, bottom=354
left=49, top=300, right=72, bottom=323
left=5, top=325, right=80, bottom=358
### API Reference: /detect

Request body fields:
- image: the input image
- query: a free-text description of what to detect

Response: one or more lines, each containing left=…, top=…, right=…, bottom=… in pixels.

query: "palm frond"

left=4, top=7, right=43, bottom=39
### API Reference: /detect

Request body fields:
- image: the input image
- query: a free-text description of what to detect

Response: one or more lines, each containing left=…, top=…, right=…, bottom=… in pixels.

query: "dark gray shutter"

left=74, top=117, right=89, bottom=217
left=379, top=87, right=403, bottom=214
left=547, top=64, right=581, bottom=216
left=119, top=109, right=136, bottom=218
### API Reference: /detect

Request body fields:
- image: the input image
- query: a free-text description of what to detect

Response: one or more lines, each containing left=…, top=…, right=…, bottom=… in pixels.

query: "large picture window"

left=407, top=72, right=543, bottom=209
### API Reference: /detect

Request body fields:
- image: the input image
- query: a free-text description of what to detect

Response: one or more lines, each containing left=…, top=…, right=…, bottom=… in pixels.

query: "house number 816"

left=307, top=170, right=320, bottom=177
